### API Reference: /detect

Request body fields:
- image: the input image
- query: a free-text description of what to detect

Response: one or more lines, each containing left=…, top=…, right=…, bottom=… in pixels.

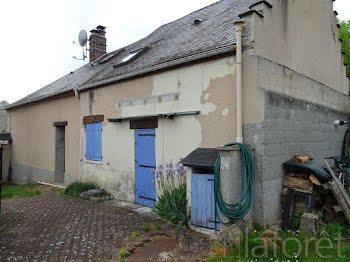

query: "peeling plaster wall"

left=8, top=96, right=80, bottom=184
left=79, top=56, right=240, bottom=202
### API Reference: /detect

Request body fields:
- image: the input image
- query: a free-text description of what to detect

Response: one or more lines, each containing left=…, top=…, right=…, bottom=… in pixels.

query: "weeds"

left=326, top=222, right=346, bottom=239
left=290, top=211, right=303, bottom=231
left=153, top=222, right=162, bottom=230
left=118, top=248, right=128, bottom=261
left=64, top=182, right=98, bottom=197
left=141, top=224, right=151, bottom=232
left=131, top=231, right=140, bottom=239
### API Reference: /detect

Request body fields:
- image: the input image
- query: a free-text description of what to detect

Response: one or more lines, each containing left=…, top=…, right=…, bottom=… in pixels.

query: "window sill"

left=84, top=159, right=103, bottom=165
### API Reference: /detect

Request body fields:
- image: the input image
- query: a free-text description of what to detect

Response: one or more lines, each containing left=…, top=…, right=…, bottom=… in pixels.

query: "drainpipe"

left=73, top=86, right=80, bottom=98
left=234, top=21, right=245, bottom=144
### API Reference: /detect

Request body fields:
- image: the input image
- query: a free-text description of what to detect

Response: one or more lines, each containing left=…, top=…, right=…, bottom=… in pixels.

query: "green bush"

left=64, top=182, right=98, bottom=197
left=154, top=184, right=187, bottom=228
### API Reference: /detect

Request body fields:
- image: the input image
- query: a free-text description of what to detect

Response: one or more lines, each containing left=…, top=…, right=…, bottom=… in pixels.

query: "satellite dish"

left=78, top=30, right=88, bottom=47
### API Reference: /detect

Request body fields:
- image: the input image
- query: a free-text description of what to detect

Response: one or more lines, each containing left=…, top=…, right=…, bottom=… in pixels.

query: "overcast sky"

left=1, top=0, right=349, bottom=104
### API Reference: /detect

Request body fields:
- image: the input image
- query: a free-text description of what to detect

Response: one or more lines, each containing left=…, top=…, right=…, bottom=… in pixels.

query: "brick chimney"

left=89, top=25, right=106, bottom=62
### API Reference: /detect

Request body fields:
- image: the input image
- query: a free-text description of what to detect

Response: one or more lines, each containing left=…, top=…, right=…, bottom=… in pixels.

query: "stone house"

left=4, top=0, right=350, bottom=225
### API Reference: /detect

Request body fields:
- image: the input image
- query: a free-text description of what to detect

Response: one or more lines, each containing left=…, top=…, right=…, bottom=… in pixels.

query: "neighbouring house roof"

left=7, top=0, right=261, bottom=109
left=0, top=101, right=9, bottom=109
left=181, top=148, right=220, bottom=170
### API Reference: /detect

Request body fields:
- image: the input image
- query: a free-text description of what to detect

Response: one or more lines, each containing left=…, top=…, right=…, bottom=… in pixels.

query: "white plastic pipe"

left=234, top=21, right=244, bottom=144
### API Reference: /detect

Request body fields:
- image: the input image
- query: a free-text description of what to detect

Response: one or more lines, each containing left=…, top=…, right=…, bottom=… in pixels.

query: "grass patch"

left=153, top=222, right=162, bottom=230
left=117, top=248, right=128, bottom=262
left=63, top=182, right=98, bottom=197
left=131, top=231, right=140, bottom=239
left=1, top=183, right=41, bottom=199
left=118, top=248, right=128, bottom=258
left=326, top=222, right=346, bottom=239
left=141, top=223, right=151, bottom=232
left=206, top=229, right=350, bottom=262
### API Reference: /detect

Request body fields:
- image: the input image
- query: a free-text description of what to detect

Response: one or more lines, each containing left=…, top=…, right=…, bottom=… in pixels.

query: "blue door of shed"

left=135, top=129, right=156, bottom=208
left=191, top=173, right=220, bottom=229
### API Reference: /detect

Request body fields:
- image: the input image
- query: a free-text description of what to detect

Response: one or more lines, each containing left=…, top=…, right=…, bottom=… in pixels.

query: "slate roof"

left=7, top=0, right=260, bottom=109
left=181, top=148, right=220, bottom=170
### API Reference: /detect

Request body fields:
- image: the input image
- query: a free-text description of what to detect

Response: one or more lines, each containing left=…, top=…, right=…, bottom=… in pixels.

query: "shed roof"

left=0, top=133, right=12, bottom=142
left=181, top=148, right=220, bottom=170
left=7, top=0, right=260, bottom=109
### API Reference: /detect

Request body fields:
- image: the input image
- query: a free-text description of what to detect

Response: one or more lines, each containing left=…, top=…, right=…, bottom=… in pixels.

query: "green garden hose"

left=214, top=142, right=254, bottom=225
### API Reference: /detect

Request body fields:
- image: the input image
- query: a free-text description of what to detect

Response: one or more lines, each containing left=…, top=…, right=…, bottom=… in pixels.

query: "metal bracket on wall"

left=139, top=165, right=156, bottom=168
left=140, top=196, right=156, bottom=202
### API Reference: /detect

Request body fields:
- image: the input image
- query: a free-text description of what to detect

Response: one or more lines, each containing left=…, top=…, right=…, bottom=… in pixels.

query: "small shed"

left=182, top=148, right=220, bottom=229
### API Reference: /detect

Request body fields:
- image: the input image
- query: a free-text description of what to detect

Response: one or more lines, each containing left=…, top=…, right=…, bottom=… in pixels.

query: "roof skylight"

left=121, top=52, right=138, bottom=63
left=90, top=49, right=124, bottom=66
left=113, top=47, right=149, bottom=68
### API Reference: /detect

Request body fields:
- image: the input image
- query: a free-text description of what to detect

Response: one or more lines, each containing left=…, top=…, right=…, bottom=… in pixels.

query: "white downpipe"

left=234, top=21, right=244, bottom=144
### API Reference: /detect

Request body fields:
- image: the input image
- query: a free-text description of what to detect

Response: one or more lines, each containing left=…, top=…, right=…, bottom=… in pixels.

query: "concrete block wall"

left=244, top=92, right=349, bottom=226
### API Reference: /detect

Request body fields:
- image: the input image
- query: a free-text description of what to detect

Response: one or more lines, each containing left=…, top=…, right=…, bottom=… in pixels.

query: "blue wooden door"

left=135, top=129, right=156, bottom=207
left=191, top=173, right=220, bottom=229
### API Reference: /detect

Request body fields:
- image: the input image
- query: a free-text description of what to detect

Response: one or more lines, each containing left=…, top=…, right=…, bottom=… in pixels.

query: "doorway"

left=134, top=128, right=156, bottom=207
left=55, top=126, right=65, bottom=184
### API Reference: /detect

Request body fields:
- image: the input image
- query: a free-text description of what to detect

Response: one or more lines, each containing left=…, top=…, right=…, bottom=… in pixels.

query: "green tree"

left=338, top=19, right=350, bottom=90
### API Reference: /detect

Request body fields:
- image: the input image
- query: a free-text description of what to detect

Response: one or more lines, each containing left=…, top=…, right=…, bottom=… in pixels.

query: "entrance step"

left=104, top=199, right=159, bottom=220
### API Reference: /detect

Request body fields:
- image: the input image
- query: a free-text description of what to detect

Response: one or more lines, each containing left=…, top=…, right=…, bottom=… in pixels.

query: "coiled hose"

left=214, top=142, right=254, bottom=225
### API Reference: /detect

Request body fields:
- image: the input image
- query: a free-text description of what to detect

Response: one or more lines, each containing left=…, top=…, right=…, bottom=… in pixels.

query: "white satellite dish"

left=78, top=30, right=88, bottom=47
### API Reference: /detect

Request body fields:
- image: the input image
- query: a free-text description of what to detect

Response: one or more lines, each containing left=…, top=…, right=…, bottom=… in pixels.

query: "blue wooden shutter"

left=94, top=122, right=102, bottom=161
left=86, top=123, right=94, bottom=160
left=86, top=123, right=102, bottom=161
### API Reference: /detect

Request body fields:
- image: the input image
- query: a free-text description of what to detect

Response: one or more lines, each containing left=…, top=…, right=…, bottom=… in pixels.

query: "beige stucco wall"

left=79, top=56, right=247, bottom=202
left=252, top=0, right=349, bottom=95
left=8, top=95, right=80, bottom=183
